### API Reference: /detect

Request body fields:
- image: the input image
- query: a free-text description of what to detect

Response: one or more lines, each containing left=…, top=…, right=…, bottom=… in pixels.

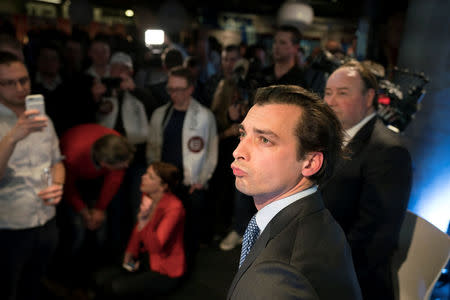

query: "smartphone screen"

left=122, top=261, right=136, bottom=272
left=25, top=94, right=46, bottom=116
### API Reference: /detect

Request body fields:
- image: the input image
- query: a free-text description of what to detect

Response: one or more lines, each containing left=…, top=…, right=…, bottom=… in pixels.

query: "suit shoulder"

left=369, top=120, right=409, bottom=151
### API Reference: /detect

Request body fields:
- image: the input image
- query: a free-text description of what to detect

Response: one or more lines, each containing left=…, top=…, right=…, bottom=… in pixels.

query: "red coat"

left=126, top=192, right=186, bottom=278
left=60, top=124, right=125, bottom=212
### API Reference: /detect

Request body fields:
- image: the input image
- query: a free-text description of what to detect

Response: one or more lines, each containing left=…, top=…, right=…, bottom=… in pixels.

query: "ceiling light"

left=125, top=9, right=134, bottom=17
left=145, top=29, right=165, bottom=46
left=37, top=0, right=62, bottom=4
left=278, top=0, right=314, bottom=29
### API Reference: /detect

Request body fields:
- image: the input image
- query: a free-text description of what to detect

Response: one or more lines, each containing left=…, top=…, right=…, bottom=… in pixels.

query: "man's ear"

left=301, top=152, right=323, bottom=177
left=188, top=85, right=195, bottom=95
left=365, top=88, right=376, bottom=109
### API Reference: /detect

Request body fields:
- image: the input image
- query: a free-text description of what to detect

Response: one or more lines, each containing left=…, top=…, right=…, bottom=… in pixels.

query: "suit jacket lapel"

left=346, top=117, right=377, bottom=156
left=227, top=225, right=271, bottom=298
left=332, top=117, right=377, bottom=178
left=227, top=192, right=325, bottom=299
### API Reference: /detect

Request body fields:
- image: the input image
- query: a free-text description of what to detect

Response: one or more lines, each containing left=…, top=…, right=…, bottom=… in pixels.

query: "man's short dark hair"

left=184, top=56, right=199, bottom=69
left=223, top=45, right=240, bottom=54
left=162, top=48, right=183, bottom=70
left=92, top=134, right=135, bottom=165
left=276, top=25, right=302, bottom=45
left=340, top=60, right=379, bottom=109
left=168, top=66, right=194, bottom=87
left=37, top=41, right=62, bottom=60
left=0, top=51, right=22, bottom=66
left=0, top=34, right=22, bottom=55
left=90, top=34, right=111, bottom=48
left=253, top=85, right=344, bottom=184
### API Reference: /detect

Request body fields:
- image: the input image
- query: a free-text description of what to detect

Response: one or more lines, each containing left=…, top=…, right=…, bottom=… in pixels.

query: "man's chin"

left=235, top=179, right=251, bottom=196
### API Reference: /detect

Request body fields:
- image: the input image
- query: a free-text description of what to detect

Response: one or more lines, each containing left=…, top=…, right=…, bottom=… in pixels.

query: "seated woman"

left=94, top=161, right=186, bottom=299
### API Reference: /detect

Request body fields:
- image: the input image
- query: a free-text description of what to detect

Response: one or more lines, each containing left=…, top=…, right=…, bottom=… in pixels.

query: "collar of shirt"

left=343, top=112, right=376, bottom=147
left=35, top=72, right=62, bottom=91
left=0, top=101, right=16, bottom=117
left=255, top=185, right=318, bottom=233
left=86, top=65, right=110, bottom=79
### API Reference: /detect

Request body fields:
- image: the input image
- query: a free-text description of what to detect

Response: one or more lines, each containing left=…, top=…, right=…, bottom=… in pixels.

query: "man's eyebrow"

left=336, top=87, right=349, bottom=91
left=254, top=128, right=279, bottom=139
left=238, top=124, right=279, bottom=139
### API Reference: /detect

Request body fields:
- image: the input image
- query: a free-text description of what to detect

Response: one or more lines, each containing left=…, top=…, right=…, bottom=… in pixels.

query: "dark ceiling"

left=90, top=0, right=366, bottom=19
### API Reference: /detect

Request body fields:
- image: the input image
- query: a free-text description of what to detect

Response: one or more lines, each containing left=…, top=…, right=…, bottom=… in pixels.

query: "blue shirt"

left=0, top=103, right=63, bottom=229
left=162, top=109, right=186, bottom=173
left=255, top=185, right=318, bottom=234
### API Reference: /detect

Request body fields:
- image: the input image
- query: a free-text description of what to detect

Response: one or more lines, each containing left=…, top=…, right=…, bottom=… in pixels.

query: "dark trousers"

left=94, top=265, right=180, bottom=299
left=174, top=185, right=206, bottom=271
left=108, top=161, right=147, bottom=256
left=0, top=218, right=58, bottom=300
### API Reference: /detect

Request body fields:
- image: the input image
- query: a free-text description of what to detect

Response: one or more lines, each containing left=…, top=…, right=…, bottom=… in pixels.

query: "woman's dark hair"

left=151, top=161, right=181, bottom=192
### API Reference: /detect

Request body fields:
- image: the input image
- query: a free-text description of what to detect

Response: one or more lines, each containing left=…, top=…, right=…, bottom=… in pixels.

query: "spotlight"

left=145, top=29, right=165, bottom=46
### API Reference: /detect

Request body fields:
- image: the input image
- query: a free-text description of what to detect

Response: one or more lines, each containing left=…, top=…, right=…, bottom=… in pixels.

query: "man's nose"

left=15, top=81, right=27, bottom=91
left=325, top=93, right=335, bottom=106
left=233, top=138, right=248, bottom=160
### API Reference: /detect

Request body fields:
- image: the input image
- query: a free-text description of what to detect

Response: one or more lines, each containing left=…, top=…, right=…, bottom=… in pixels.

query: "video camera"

left=376, top=67, right=429, bottom=132
left=232, top=59, right=258, bottom=106
left=309, top=49, right=352, bottom=74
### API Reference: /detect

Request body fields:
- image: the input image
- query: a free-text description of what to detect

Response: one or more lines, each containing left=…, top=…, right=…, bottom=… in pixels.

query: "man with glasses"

left=146, top=66, right=218, bottom=268
left=0, top=51, right=65, bottom=300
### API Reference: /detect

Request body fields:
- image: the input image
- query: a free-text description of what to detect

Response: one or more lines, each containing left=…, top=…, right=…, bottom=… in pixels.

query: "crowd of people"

left=0, top=19, right=412, bottom=300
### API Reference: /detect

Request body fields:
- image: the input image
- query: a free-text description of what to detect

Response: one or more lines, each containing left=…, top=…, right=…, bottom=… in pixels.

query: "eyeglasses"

left=166, top=86, right=189, bottom=94
left=0, top=76, right=30, bottom=88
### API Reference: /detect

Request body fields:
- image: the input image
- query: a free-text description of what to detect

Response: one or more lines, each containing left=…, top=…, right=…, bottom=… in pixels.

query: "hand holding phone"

left=25, top=94, right=46, bottom=116
left=122, top=260, right=137, bottom=272
left=8, top=96, right=47, bottom=143
left=122, top=253, right=139, bottom=272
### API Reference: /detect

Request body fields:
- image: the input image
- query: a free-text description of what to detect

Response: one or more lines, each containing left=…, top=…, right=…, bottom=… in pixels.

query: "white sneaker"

left=219, top=230, right=243, bottom=251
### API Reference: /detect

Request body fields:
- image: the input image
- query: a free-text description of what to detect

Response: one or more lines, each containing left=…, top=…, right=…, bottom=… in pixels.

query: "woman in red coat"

left=94, top=161, right=186, bottom=298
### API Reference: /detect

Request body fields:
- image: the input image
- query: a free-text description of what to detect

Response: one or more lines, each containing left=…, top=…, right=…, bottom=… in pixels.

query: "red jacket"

left=126, top=192, right=186, bottom=278
left=60, top=124, right=125, bottom=212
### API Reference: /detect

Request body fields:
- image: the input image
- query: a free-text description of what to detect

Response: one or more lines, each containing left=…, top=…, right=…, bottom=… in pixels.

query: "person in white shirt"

left=0, top=51, right=65, bottom=300
left=146, top=66, right=218, bottom=267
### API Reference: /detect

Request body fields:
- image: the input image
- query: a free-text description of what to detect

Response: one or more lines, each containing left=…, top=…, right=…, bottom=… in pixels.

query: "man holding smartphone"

left=0, top=51, right=65, bottom=300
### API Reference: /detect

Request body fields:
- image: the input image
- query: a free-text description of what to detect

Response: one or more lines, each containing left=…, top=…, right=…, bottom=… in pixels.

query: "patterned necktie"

left=239, top=215, right=260, bottom=268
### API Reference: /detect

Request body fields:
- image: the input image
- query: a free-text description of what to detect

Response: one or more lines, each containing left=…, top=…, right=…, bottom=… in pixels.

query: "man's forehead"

left=341, top=67, right=359, bottom=79
left=111, top=63, right=130, bottom=70
left=168, top=75, right=188, bottom=86
left=328, top=67, right=362, bottom=87
left=243, top=104, right=302, bottom=130
left=0, top=62, right=28, bottom=78
left=275, top=31, right=293, bottom=41
left=223, top=50, right=239, bottom=59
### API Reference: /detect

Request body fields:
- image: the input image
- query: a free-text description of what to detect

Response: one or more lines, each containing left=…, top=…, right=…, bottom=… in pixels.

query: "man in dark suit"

left=321, top=61, right=412, bottom=300
left=227, top=85, right=362, bottom=299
